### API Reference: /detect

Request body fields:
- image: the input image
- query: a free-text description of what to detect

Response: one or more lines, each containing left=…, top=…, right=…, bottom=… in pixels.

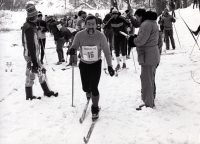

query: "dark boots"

left=41, top=81, right=58, bottom=97
left=91, top=105, right=100, bottom=121
left=25, top=87, right=41, bottom=100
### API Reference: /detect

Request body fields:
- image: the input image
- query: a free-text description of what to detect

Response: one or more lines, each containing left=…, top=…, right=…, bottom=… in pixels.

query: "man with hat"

left=104, top=7, right=131, bottom=70
left=22, top=3, right=58, bottom=100
left=36, top=11, right=48, bottom=64
left=160, top=8, right=176, bottom=50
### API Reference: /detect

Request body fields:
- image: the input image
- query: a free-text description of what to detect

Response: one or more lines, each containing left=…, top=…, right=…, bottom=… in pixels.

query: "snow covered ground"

left=0, top=5, right=200, bottom=144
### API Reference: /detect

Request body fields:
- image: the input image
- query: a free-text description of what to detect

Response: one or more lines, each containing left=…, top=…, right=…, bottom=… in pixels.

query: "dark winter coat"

left=49, top=20, right=64, bottom=41
left=104, top=15, right=131, bottom=36
left=36, top=20, right=48, bottom=39
left=22, top=20, right=40, bottom=62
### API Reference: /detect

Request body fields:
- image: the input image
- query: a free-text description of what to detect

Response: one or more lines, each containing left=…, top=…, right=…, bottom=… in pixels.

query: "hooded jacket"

left=134, top=11, right=160, bottom=66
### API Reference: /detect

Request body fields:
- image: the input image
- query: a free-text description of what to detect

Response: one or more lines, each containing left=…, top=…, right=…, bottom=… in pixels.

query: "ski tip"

left=83, top=137, right=88, bottom=143
left=79, top=118, right=83, bottom=123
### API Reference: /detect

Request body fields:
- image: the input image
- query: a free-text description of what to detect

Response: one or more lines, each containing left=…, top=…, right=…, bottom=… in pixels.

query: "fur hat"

left=26, top=3, right=37, bottom=18
left=112, top=7, right=119, bottom=14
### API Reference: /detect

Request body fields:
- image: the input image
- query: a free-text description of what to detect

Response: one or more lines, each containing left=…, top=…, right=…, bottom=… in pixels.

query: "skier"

left=104, top=7, right=131, bottom=70
left=128, top=9, right=160, bottom=109
left=95, top=13, right=103, bottom=32
left=36, top=11, right=48, bottom=64
left=103, top=7, right=114, bottom=58
left=170, top=0, right=176, bottom=18
left=124, top=9, right=140, bottom=59
left=22, top=3, right=58, bottom=100
left=192, top=25, right=200, bottom=36
left=68, top=15, right=115, bottom=120
left=46, top=16, right=65, bottom=64
left=76, top=11, right=87, bottom=31
left=161, top=8, right=176, bottom=50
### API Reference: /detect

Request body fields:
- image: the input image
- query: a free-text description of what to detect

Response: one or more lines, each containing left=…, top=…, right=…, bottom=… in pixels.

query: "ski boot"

left=122, top=63, right=126, bottom=69
left=25, top=87, right=41, bottom=100
left=41, top=82, right=58, bottom=97
left=91, top=105, right=100, bottom=121
left=115, top=64, right=120, bottom=71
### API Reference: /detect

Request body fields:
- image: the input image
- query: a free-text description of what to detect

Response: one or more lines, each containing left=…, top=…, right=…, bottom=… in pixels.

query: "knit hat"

left=112, top=7, right=119, bottom=14
left=38, top=11, right=42, bottom=17
left=26, top=3, right=37, bottom=18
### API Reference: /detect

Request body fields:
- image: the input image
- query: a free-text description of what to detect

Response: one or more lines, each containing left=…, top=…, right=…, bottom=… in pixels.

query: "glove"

left=108, top=66, right=115, bottom=77
left=32, top=60, right=39, bottom=73
left=128, top=35, right=137, bottom=47
left=41, top=67, right=46, bottom=74
left=68, top=48, right=76, bottom=55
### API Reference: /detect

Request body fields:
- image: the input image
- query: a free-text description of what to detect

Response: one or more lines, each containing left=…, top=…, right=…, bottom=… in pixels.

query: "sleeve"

left=171, top=16, right=176, bottom=23
left=134, top=23, right=151, bottom=46
left=121, top=17, right=131, bottom=27
left=101, top=34, right=112, bottom=67
left=104, top=18, right=112, bottom=29
left=25, top=27, right=37, bottom=61
left=129, top=16, right=140, bottom=28
left=103, top=14, right=110, bottom=24
left=49, top=24, right=59, bottom=41
left=41, top=21, right=48, bottom=32
left=70, top=32, right=80, bottom=50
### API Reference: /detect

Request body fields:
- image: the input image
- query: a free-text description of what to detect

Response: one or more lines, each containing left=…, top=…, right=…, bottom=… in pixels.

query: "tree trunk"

left=156, top=0, right=165, bottom=15
left=183, top=0, right=187, bottom=8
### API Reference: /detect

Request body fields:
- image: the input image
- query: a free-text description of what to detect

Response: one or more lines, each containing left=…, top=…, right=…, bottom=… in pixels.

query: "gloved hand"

left=37, top=27, right=41, bottom=31
left=68, top=48, right=76, bottom=55
left=32, top=60, right=39, bottom=73
left=128, top=34, right=137, bottom=47
left=127, top=27, right=131, bottom=32
left=108, top=66, right=115, bottom=77
left=41, top=67, right=46, bottom=74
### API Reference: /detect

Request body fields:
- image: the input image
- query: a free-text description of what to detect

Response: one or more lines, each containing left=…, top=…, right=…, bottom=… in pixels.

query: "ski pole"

left=190, top=33, right=200, bottom=57
left=173, top=24, right=181, bottom=49
left=131, top=49, right=137, bottom=73
left=179, top=9, right=200, bottom=50
left=72, top=55, right=75, bottom=107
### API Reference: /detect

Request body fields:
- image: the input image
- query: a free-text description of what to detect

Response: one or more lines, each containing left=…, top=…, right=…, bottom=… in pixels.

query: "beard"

left=87, top=28, right=95, bottom=35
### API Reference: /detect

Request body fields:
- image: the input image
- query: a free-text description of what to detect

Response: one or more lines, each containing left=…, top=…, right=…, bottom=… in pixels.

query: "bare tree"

left=0, top=0, right=4, bottom=7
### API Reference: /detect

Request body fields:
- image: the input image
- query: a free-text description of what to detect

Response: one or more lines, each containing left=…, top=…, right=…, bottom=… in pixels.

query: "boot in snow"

left=91, top=105, right=100, bottom=121
left=41, top=82, right=58, bottom=97
left=122, top=63, right=126, bottom=69
left=115, top=64, right=120, bottom=71
left=25, top=87, right=41, bottom=100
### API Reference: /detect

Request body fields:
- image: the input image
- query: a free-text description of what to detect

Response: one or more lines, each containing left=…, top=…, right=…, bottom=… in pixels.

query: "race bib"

left=56, top=24, right=62, bottom=31
left=82, top=46, right=98, bottom=61
left=67, top=27, right=77, bottom=33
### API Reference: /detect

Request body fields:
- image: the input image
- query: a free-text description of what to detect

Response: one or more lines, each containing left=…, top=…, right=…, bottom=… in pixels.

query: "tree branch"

left=79, top=0, right=95, bottom=9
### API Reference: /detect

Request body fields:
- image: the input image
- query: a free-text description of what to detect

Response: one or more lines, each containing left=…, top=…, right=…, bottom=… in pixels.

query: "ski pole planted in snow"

left=190, top=33, right=200, bottom=57
left=71, top=55, right=75, bottom=107
left=173, top=24, right=181, bottom=48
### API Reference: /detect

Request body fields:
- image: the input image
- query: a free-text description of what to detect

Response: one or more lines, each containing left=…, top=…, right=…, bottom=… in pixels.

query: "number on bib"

left=82, top=46, right=98, bottom=61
